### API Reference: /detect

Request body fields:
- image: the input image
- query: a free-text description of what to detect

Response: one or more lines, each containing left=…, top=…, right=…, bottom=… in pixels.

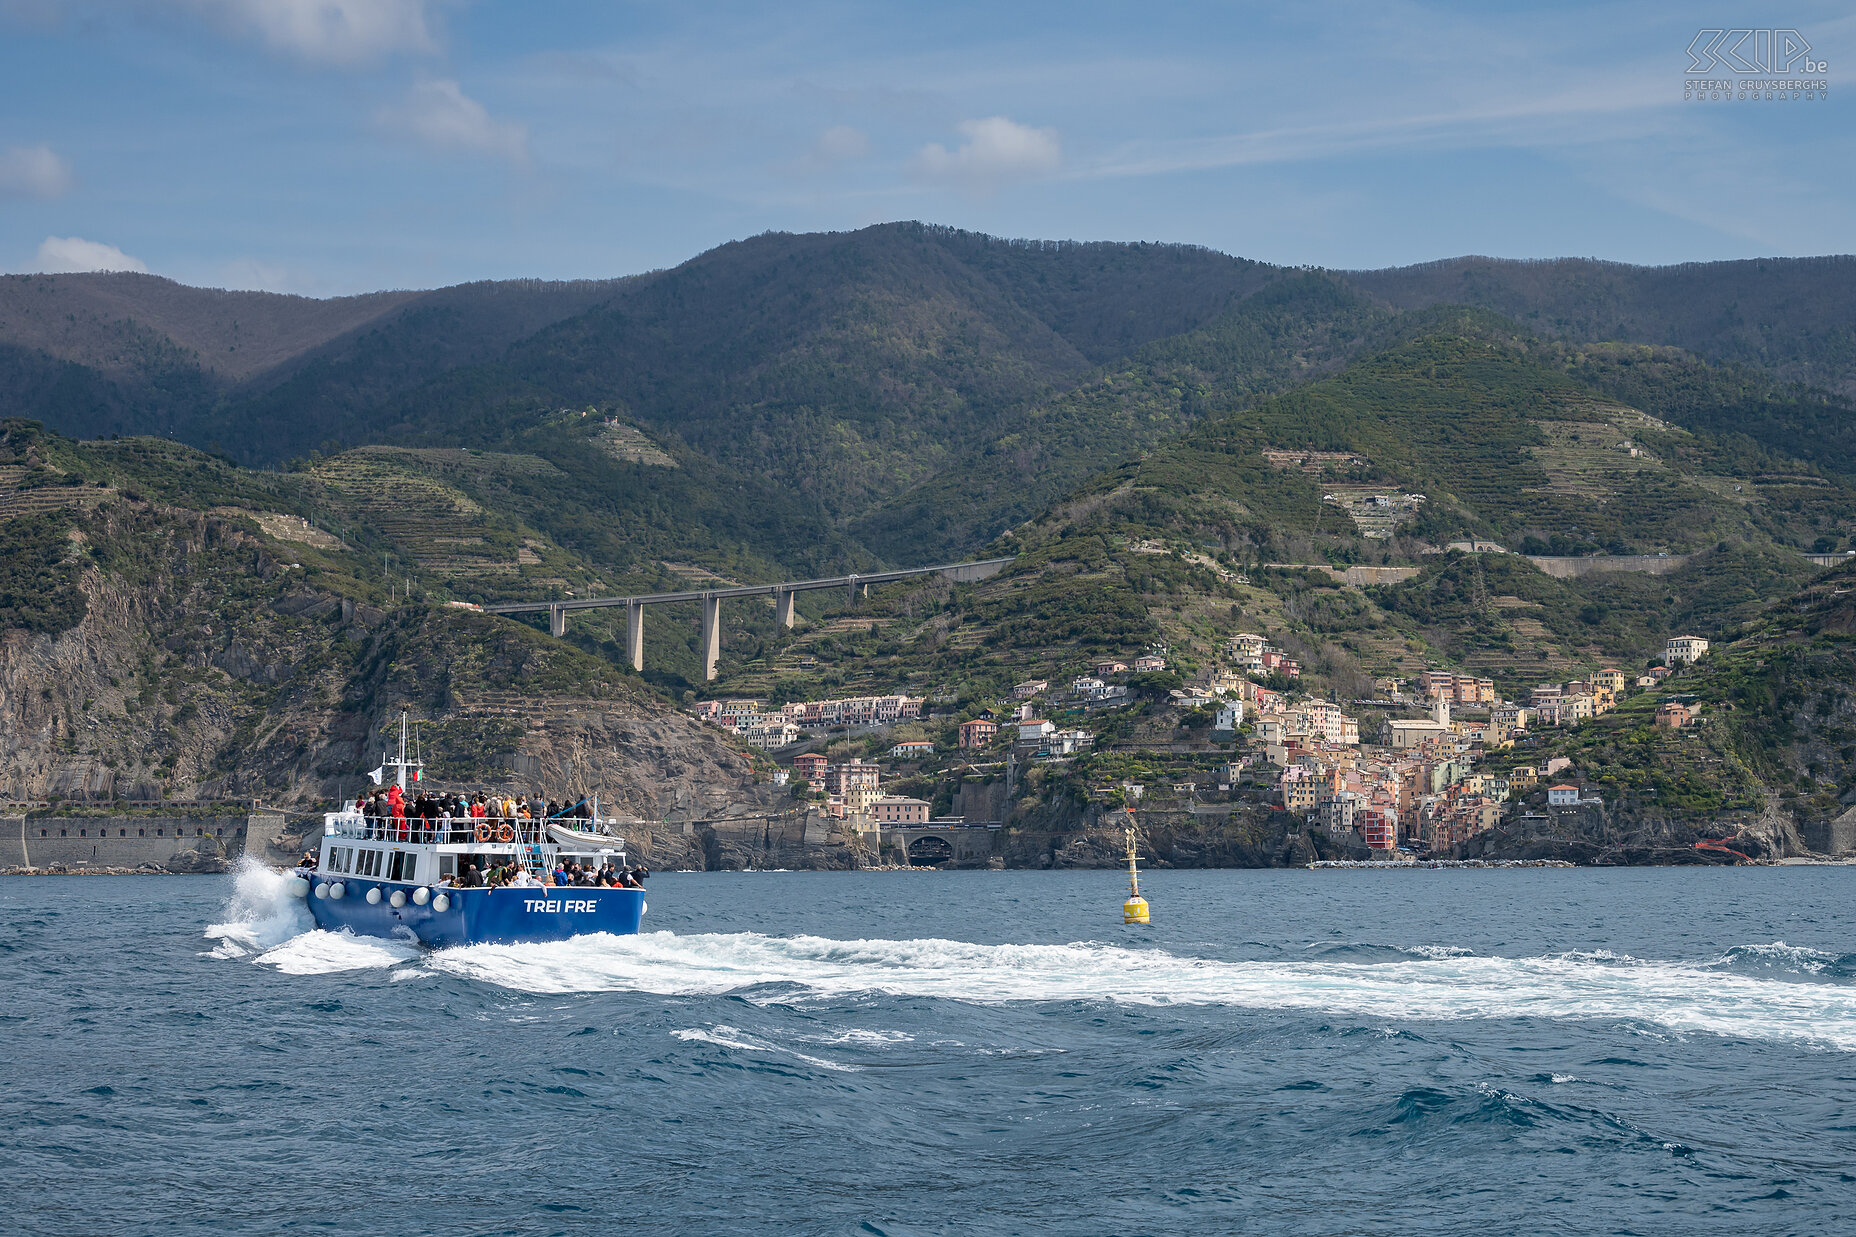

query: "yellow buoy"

left=1121, top=809, right=1150, bottom=924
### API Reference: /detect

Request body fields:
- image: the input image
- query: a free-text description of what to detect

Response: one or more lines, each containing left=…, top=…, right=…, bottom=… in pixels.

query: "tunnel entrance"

left=905, top=835, right=955, bottom=866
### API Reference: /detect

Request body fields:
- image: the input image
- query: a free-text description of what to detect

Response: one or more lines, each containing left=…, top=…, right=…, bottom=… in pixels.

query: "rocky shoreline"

left=4, top=863, right=229, bottom=875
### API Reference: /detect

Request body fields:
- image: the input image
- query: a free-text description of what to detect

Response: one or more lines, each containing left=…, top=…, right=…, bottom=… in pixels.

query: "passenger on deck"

left=459, top=862, right=484, bottom=888
left=300, top=851, right=318, bottom=870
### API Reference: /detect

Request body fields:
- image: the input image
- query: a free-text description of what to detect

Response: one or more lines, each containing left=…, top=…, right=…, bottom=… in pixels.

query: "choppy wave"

left=414, top=930, right=1856, bottom=1050
left=671, top=1024, right=860, bottom=1072
left=201, top=859, right=315, bottom=960
left=1706, top=941, right=1856, bottom=978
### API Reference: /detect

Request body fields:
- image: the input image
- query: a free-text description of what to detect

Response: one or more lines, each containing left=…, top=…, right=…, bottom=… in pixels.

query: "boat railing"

left=326, top=812, right=617, bottom=847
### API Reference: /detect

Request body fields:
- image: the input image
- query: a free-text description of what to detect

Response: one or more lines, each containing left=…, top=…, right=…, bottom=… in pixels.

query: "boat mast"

left=381, top=710, right=423, bottom=791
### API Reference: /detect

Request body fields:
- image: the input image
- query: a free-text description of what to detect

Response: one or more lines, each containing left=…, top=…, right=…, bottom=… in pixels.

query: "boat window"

left=367, top=849, right=382, bottom=877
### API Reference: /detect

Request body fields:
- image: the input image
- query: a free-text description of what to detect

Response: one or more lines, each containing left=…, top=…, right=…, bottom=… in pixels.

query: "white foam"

left=802, top=1027, right=916, bottom=1046
left=256, top=929, right=421, bottom=975
left=202, top=859, right=315, bottom=959
left=671, top=1024, right=861, bottom=1072
left=425, top=931, right=1856, bottom=1051
left=1708, top=941, right=1842, bottom=972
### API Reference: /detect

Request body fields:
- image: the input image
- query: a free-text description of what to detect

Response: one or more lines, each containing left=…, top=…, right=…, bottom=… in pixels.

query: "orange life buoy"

left=497, top=823, right=515, bottom=843
left=475, top=822, right=493, bottom=843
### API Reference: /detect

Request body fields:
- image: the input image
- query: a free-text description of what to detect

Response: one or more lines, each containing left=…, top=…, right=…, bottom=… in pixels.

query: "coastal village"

left=686, top=621, right=1717, bottom=863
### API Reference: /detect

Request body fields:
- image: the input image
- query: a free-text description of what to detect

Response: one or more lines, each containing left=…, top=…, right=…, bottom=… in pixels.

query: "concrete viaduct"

left=483, top=557, right=1013, bottom=681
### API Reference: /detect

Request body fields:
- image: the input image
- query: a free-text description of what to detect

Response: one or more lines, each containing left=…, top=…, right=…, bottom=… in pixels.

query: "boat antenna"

left=386, top=710, right=425, bottom=790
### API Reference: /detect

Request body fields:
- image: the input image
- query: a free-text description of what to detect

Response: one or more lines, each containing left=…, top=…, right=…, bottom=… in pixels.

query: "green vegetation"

left=0, top=511, right=87, bottom=635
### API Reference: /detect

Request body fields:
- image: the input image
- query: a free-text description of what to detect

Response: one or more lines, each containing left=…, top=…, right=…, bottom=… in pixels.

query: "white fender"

left=412, top=887, right=430, bottom=906
left=329, top=882, right=346, bottom=900
left=640, top=901, right=647, bottom=916
left=286, top=877, right=310, bottom=899
left=313, top=883, right=330, bottom=900
left=432, top=893, right=451, bottom=913
left=388, top=890, right=407, bottom=908
left=365, top=887, right=382, bottom=905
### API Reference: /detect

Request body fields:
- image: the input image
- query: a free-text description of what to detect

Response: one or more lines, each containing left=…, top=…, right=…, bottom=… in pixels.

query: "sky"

left=0, top=0, right=1850, bottom=295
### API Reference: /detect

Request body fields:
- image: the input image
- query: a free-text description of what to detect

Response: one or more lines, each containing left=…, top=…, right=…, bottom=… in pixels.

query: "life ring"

left=497, top=823, right=515, bottom=843
left=475, top=822, right=493, bottom=843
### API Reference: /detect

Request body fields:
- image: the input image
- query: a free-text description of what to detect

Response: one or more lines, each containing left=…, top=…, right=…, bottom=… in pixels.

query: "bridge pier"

left=626, top=602, right=645, bottom=672
left=700, top=594, right=721, bottom=682
left=479, top=557, right=1014, bottom=682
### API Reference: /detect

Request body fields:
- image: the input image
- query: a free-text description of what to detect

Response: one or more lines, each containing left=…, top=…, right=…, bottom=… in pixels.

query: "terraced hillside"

left=694, top=321, right=1852, bottom=707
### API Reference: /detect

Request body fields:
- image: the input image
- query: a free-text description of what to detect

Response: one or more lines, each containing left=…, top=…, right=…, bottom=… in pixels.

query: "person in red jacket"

left=387, top=783, right=406, bottom=841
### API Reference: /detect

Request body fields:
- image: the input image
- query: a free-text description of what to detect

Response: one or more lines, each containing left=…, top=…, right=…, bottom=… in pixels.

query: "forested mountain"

left=4, top=223, right=1856, bottom=579
left=1348, top=255, right=1856, bottom=400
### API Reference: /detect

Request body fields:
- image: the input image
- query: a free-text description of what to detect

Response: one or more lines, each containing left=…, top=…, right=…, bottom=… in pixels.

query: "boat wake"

left=417, top=931, right=1856, bottom=1050
left=204, top=893, right=1856, bottom=1049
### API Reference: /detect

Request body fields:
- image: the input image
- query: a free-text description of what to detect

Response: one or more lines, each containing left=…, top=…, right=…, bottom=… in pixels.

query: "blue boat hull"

left=305, top=877, right=645, bottom=948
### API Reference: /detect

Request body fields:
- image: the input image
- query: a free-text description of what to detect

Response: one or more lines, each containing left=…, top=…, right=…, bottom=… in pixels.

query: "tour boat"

left=288, top=716, right=645, bottom=947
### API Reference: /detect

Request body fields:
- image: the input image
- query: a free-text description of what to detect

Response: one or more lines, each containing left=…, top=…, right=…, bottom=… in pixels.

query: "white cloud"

left=380, top=78, right=530, bottom=164
left=32, top=236, right=147, bottom=273
left=0, top=144, right=73, bottom=199
left=909, top=117, right=1060, bottom=191
left=180, top=0, right=436, bottom=66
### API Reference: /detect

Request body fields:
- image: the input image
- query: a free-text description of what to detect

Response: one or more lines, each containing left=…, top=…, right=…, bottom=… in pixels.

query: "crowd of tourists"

left=350, top=784, right=597, bottom=842
left=443, top=858, right=649, bottom=890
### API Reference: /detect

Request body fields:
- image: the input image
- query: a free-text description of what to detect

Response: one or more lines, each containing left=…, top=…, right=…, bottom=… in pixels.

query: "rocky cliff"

left=0, top=497, right=781, bottom=840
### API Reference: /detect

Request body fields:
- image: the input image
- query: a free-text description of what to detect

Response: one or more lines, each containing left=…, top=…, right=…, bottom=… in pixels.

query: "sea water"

left=4, top=866, right=1855, bottom=1235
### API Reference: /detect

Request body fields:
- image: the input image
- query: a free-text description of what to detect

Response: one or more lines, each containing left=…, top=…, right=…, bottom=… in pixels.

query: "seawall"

left=0, top=813, right=281, bottom=871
